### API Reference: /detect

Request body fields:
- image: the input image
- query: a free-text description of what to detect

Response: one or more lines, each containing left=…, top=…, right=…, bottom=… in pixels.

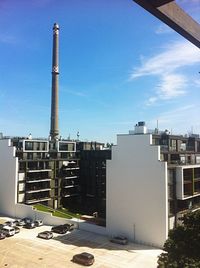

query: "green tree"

left=157, top=210, right=200, bottom=268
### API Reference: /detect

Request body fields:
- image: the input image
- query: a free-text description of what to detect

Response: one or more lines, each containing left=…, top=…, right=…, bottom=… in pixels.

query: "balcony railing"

left=25, top=197, right=51, bottom=204
left=26, top=188, right=51, bottom=193
left=62, top=185, right=78, bottom=189
left=27, top=169, right=52, bottom=173
left=63, top=176, right=78, bottom=180
left=63, top=167, right=80, bottom=170
left=26, top=178, right=51, bottom=183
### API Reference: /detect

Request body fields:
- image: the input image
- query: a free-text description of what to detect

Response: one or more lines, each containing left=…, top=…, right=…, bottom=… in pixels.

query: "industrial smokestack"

left=50, top=23, right=59, bottom=140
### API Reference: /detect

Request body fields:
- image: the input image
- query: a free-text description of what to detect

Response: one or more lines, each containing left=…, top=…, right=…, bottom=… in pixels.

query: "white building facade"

left=106, top=123, right=200, bottom=248
left=0, top=139, right=18, bottom=216
left=106, top=133, right=168, bottom=247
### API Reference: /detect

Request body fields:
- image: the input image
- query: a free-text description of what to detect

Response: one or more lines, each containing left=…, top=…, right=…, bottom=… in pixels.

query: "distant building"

left=107, top=122, right=200, bottom=247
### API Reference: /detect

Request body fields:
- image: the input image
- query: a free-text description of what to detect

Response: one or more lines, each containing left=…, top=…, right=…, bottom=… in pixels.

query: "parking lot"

left=0, top=216, right=162, bottom=268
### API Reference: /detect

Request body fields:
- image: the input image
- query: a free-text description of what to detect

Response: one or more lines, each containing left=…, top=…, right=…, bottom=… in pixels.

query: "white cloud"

left=157, top=74, right=187, bottom=99
left=131, top=41, right=200, bottom=78
left=155, top=24, right=172, bottom=34
left=130, top=41, right=200, bottom=104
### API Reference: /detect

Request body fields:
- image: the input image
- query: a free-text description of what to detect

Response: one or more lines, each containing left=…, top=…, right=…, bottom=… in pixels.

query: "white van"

left=2, top=226, right=15, bottom=236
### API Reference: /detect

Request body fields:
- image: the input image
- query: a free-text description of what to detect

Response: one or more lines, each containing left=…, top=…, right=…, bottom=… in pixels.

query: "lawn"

left=33, top=204, right=76, bottom=219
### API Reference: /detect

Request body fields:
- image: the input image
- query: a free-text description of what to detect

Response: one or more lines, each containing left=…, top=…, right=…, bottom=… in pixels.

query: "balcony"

left=26, top=188, right=51, bottom=193
left=26, top=178, right=51, bottom=183
left=25, top=197, right=51, bottom=204
left=63, top=176, right=78, bottom=180
left=186, top=146, right=195, bottom=152
left=63, top=185, right=78, bottom=189
left=63, top=167, right=80, bottom=170
left=27, top=169, right=52, bottom=173
left=160, top=145, right=169, bottom=151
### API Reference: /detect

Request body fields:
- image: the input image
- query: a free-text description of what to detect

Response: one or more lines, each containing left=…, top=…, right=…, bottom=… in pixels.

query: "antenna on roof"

left=77, top=131, right=80, bottom=141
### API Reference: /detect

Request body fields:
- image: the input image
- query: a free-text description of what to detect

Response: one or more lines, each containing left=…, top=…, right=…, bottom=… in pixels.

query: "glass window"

left=25, top=141, right=33, bottom=150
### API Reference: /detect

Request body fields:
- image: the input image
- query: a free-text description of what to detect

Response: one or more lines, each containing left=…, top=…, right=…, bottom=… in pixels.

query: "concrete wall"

left=106, top=134, right=168, bottom=248
left=0, top=139, right=18, bottom=216
left=15, top=203, right=106, bottom=235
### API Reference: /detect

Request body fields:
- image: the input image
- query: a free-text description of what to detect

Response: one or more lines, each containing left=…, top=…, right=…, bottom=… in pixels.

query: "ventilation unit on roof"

left=134, top=121, right=147, bottom=134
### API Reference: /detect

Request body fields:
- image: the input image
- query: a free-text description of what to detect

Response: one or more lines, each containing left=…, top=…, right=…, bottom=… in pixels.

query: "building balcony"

left=160, top=145, right=169, bottom=151
left=63, top=167, right=80, bottom=170
left=27, top=169, right=52, bottom=173
left=26, top=178, right=51, bottom=183
left=25, top=188, right=51, bottom=193
left=25, top=197, right=51, bottom=204
left=63, top=176, right=78, bottom=180
left=62, top=185, right=78, bottom=189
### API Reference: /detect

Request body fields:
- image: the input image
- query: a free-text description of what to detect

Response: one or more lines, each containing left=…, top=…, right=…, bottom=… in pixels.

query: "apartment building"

left=11, top=137, right=79, bottom=209
left=106, top=122, right=200, bottom=247
left=0, top=136, right=110, bottom=218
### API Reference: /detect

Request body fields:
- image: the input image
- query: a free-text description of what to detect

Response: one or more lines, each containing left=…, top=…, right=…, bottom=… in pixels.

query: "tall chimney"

left=50, top=23, right=59, bottom=140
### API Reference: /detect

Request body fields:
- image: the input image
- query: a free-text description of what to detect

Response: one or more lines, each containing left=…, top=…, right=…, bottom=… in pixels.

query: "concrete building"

left=0, top=137, right=78, bottom=209
left=106, top=122, right=200, bottom=247
left=0, top=136, right=110, bottom=217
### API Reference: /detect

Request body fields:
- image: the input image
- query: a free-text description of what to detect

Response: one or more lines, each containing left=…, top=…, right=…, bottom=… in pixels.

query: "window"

left=25, top=141, right=33, bottom=151
left=27, top=153, right=33, bottom=160
left=58, top=142, right=75, bottom=152
left=170, top=139, right=177, bottom=151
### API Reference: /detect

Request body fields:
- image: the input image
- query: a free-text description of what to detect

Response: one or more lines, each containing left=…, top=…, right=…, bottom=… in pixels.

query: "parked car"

left=38, top=231, right=53, bottom=240
left=13, top=219, right=21, bottom=226
left=63, top=223, right=75, bottom=231
left=13, top=226, right=20, bottom=234
left=16, top=219, right=26, bottom=226
left=110, top=236, right=128, bottom=245
left=24, top=221, right=35, bottom=229
left=22, top=217, right=32, bottom=224
left=51, top=225, right=68, bottom=234
left=0, top=224, right=6, bottom=230
left=17, top=217, right=32, bottom=226
left=34, top=220, right=43, bottom=227
left=72, top=252, right=95, bottom=266
left=2, top=226, right=15, bottom=237
left=4, top=221, right=16, bottom=227
left=0, top=231, right=6, bottom=240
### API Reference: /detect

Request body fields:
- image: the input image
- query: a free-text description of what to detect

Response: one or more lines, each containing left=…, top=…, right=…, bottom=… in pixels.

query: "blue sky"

left=0, top=0, right=200, bottom=143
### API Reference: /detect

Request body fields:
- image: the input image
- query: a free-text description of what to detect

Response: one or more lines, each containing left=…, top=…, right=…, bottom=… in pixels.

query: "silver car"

left=38, top=231, right=53, bottom=240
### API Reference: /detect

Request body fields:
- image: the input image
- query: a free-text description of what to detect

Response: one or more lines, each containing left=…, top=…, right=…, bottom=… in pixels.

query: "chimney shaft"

left=50, top=23, right=59, bottom=140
